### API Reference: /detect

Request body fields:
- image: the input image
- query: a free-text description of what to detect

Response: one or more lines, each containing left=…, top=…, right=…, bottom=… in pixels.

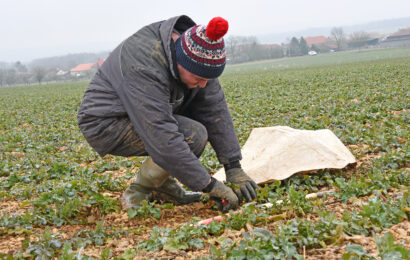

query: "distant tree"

left=225, top=36, right=264, bottom=63
left=5, top=69, right=16, bottom=86
left=299, top=37, right=309, bottom=55
left=14, top=61, right=28, bottom=73
left=225, top=36, right=240, bottom=63
left=288, top=37, right=301, bottom=57
left=265, top=45, right=284, bottom=59
left=281, top=43, right=288, bottom=57
left=331, top=27, right=347, bottom=51
left=348, top=31, right=371, bottom=49
left=19, top=73, right=32, bottom=85
left=247, top=38, right=264, bottom=62
left=32, top=66, right=47, bottom=85
left=47, top=69, right=60, bottom=82
left=226, top=37, right=283, bottom=64
left=0, top=69, right=5, bottom=86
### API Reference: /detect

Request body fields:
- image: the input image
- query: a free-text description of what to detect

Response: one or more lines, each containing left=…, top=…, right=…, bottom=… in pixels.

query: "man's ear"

left=172, top=32, right=180, bottom=42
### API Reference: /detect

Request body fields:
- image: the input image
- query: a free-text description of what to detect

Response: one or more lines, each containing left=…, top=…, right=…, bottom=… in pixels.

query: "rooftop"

left=70, top=63, right=96, bottom=72
left=304, top=36, right=330, bottom=45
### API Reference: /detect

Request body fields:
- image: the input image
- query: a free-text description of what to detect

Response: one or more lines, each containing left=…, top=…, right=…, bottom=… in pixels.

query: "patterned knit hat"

left=175, top=17, right=229, bottom=79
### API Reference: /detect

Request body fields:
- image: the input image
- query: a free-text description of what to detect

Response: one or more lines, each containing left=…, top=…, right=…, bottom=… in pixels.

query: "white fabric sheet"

left=213, top=126, right=356, bottom=184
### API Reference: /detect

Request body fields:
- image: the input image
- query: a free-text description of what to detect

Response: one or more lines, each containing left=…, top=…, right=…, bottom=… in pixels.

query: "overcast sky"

left=1, top=0, right=409, bottom=62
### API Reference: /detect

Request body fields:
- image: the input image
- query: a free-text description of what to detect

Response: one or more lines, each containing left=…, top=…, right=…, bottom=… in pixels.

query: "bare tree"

left=5, top=69, right=16, bottom=86
left=19, top=73, right=32, bottom=85
left=247, top=37, right=263, bottom=62
left=225, top=36, right=263, bottom=63
left=348, top=31, right=371, bottom=49
left=32, top=66, right=47, bottom=85
left=0, top=69, right=5, bottom=86
left=225, top=36, right=239, bottom=63
left=331, top=27, right=347, bottom=51
left=265, top=44, right=284, bottom=59
left=226, top=36, right=284, bottom=64
left=14, top=61, right=28, bottom=72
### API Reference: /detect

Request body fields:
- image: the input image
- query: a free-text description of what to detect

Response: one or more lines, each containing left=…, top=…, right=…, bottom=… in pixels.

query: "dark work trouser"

left=108, top=115, right=208, bottom=159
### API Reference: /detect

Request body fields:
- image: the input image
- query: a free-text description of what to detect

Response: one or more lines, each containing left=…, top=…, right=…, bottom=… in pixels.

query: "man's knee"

left=105, top=117, right=148, bottom=157
left=190, top=120, right=208, bottom=152
left=174, top=115, right=208, bottom=157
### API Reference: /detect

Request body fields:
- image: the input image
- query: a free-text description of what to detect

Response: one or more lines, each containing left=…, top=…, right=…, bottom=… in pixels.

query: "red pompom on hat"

left=205, top=17, right=229, bottom=41
left=175, top=16, right=229, bottom=78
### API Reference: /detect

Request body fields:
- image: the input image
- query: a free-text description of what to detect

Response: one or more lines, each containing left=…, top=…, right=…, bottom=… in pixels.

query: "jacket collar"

left=159, top=15, right=196, bottom=80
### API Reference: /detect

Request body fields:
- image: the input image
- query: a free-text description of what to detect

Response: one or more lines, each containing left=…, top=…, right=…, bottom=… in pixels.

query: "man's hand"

left=225, top=168, right=260, bottom=202
left=208, top=180, right=239, bottom=212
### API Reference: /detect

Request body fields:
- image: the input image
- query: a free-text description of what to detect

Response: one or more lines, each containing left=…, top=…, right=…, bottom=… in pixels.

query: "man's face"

left=177, top=64, right=210, bottom=89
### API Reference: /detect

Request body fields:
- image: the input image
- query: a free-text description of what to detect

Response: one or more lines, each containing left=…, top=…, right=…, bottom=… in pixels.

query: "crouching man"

left=77, top=15, right=259, bottom=211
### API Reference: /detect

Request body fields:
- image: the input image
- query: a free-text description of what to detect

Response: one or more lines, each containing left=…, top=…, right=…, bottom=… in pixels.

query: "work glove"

left=225, top=168, right=260, bottom=202
left=208, top=179, right=239, bottom=212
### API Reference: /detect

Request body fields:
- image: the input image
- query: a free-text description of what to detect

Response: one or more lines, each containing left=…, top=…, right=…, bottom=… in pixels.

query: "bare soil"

left=1, top=151, right=408, bottom=258
left=1, top=192, right=409, bottom=259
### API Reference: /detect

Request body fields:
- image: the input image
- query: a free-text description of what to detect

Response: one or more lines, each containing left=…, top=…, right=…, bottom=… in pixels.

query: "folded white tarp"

left=213, top=126, right=356, bottom=184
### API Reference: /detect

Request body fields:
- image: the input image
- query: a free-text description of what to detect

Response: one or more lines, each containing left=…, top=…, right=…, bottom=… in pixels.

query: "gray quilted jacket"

left=77, top=15, right=241, bottom=191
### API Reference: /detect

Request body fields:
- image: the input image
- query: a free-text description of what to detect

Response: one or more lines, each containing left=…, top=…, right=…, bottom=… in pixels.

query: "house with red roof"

left=70, top=59, right=105, bottom=77
left=380, top=27, right=410, bottom=47
left=304, top=36, right=330, bottom=46
left=304, top=36, right=337, bottom=53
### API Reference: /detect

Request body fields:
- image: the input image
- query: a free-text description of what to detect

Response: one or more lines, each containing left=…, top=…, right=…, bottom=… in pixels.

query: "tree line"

left=226, top=27, right=374, bottom=64
left=0, top=62, right=69, bottom=86
left=0, top=52, right=108, bottom=87
left=0, top=27, right=379, bottom=86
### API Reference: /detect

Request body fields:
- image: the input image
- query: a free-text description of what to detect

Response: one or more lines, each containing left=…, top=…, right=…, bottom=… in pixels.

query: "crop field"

left=226, top=47, right=410, bottom=72
left=0, top=48, right=409, bottom=259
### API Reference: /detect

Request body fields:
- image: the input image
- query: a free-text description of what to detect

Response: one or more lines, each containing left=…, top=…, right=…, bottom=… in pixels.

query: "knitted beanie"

left=175, top=17, right=229, bottom=79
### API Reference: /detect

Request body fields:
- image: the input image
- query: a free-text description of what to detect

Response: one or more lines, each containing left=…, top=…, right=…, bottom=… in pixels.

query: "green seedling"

left=127, top=200, right=161, bottom=219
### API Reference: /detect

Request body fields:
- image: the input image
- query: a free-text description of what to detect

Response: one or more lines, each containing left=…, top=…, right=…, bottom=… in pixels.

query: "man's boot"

left=121, top=157, right=202, bottom=208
